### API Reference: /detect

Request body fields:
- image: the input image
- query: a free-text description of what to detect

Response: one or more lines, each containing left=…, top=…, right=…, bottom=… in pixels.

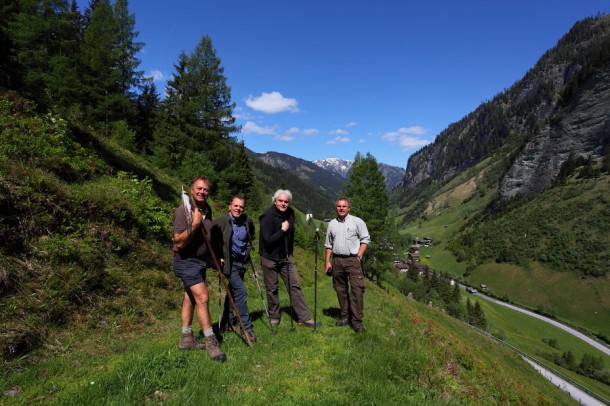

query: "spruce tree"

left=154, top=35, right=239, bottom=178
left=7, top=0, right=76, bottom=110
left=79, top=0, right=142, bottom=127
left=345, top=152, right=391, bottom=281
left=134, top=80, right=160, bottom=152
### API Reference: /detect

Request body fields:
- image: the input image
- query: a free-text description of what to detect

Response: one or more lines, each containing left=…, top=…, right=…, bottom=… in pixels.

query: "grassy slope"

left=1, top=248, right=574, bottom=405
left=470, top=262, right=610, bottom=338
left=475, top=294, right=610, bottom=400
left=0, top=102, right=581, bottom=404
left=397, top=161, right=610, bottom=339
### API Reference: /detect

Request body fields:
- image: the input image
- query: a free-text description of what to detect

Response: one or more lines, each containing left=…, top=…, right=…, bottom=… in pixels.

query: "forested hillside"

left=392, top=14, right=610, bottom=341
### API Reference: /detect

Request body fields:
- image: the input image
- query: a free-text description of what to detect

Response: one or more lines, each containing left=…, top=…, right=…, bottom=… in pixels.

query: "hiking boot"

left=245, top=331, right=257, bottom=343
left=352, top=322, right=364, bottom=333
left=205, top=335, right=226, bottom=362
left=298, top=319, right=321, bottom=327
left=178, top=332, right=206, bottom=350
left=221, top=325, right=238, bottom=333
left=335, top=318, right=349, bottom=327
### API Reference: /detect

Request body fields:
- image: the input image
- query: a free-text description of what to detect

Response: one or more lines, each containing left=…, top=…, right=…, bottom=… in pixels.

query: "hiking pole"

left=247, top=255, right=276, bottom=334
left=201, top=221, right=253, bottom=348
left=217, top=274, right=222, bottom=331
left=312, top=228, right=320, bottom=333
left=285, top=234, right=296, bottom=332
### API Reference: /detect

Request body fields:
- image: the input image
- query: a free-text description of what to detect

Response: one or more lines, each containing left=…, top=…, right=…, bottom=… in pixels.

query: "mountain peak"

left=312, top=158, right=354, bottom=177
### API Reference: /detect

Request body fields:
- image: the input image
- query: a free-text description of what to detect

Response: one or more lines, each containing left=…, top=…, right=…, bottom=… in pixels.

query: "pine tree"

left=345, top=152, right=391, bottom=281
left=465, top=298, right=473, bottom=324
left=216, top=141, right=257, bottom=204
left=154, top=35, right=239, bottom=177
left=472, top=300, right=487, bottom=329
left=6, top=0, right=76, bottom=110
left=79, top=0, right=142, bottom=127
left=134, top=80, right=160, bottom=152
left=1, top=0, right=21, bottom=90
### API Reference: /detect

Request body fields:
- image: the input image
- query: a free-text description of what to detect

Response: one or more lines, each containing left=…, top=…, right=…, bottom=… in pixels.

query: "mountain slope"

left=314, top=157, right=405, bottom=191
left=248, top=151, right=338, bottom=218
left=400, top=15, right=610, bottom=200
left=252, top=151, right=347, bottom=198
left=392, top=14, right=610, bottom=341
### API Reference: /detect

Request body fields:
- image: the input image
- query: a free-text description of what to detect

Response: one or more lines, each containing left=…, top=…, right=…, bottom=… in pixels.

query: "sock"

left=203, top=327, right=214, bottom=337
left=182, top=326, right=192, bottom=334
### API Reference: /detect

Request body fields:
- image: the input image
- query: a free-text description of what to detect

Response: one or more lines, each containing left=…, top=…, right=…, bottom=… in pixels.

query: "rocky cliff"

left=400, top=15, right=610, bottom=200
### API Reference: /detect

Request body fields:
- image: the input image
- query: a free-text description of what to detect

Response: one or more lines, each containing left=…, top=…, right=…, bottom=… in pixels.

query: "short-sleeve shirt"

left=172, top=201, right=212, bottom=259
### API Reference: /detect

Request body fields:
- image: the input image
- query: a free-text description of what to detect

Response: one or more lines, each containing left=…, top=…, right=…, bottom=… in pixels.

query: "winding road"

left=469, top=289, right=610, bottom=356
left=459, top=285, right=610, bottom=405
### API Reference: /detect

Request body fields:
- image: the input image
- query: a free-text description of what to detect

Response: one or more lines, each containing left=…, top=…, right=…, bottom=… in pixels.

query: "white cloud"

left=382, top=126, right=427, bottom=141
left=275, top=134, right=296, bottom=142
left=329, top=129, right=348, bottom=136
left=382, top=126, right=430, bottom=150
left=327, top=136, right=350, bottom=145
left=148, top=70, right=165, bottom=82
left=244, top=91, right=299, bottom=114
left=287, top=127, right=301, bottom=134
left=302, top=128, right=319, bottom=135
left=346, top=121, right=358, bottom=128
left=241, top=121, right=276, bottom=135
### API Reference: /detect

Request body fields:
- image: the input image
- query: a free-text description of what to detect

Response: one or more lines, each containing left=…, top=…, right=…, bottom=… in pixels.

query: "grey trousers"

left=261, top=256, right=312, bottom=322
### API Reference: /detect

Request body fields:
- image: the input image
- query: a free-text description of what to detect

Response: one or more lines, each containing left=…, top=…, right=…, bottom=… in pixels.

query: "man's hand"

left=191, top=207, right=203, bottom=228
left=281, top=220, right=289, bottom=232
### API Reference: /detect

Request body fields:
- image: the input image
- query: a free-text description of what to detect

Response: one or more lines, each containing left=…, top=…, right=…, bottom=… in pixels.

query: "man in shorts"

left=172, top=176, right=226, bottom=361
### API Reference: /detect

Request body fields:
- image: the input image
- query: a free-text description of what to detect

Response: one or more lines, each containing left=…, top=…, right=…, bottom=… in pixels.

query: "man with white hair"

left=259, top=189, right=319, bottom=328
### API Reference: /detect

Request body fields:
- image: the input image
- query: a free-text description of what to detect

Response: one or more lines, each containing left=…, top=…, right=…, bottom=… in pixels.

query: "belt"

left=333, top=253, right=356, bottom=258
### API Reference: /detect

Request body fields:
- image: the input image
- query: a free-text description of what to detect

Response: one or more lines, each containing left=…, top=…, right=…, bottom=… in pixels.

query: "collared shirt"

left=230, top=214, right=247, bottom=259
left=324, top=214, right=370, bottom=256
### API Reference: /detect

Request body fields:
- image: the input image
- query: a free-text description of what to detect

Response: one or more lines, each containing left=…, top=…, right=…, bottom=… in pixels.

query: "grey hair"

left=272, top=189, right=292, bottom=204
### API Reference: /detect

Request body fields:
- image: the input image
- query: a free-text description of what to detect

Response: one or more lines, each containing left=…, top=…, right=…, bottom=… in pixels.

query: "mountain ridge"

left=399, top=15, right=610, bottom=200
left=249, top=153, right=404, bottom=194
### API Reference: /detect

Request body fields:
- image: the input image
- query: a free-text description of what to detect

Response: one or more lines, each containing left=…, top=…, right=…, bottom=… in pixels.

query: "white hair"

left=272, top=189, right=292, bottom=204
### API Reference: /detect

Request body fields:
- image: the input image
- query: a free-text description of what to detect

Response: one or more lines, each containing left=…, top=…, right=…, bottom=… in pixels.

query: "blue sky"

left=81, top=1, right=608, bottom=168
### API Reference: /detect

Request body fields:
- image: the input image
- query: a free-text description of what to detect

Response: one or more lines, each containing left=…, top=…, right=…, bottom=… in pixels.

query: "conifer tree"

left=134, top=80, right=160, bottom=152
left=216, top=141, right=257, bottom=205
left=6, top=0, right=77, bottom=110
left=1, top=0, right=20, bottom=90
left=79, top=0, right=143, bottom=127
left=345, top=152, right=391, bottom=281
left=154, top=35, right=239, bottom=177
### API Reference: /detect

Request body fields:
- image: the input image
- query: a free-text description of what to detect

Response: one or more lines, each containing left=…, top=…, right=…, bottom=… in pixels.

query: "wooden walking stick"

left=182, top=187, right=253, bottom=348
left=201, top=225, right=253, bottom=348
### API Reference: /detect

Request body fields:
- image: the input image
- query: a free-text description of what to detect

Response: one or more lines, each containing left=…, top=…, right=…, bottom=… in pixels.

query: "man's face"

left=191, top=179, right=210, bottom=204
left=274, top=193, right=290, bottom=213
left=229, top=198, right=245, bottom=218
left=336, top=199, right=350, bottom=219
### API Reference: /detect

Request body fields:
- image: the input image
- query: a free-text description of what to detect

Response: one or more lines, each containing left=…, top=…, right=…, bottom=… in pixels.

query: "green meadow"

left=474, top=293, right=610, bottom=400
left=1, top=249, right=574, bottom=405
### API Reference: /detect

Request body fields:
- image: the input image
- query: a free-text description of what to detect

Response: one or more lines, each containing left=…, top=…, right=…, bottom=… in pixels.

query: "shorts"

left=173, top=257, right=207, bottom=289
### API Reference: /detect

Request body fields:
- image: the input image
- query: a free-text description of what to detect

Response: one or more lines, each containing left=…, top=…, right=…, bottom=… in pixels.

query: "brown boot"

left=205, top=334, right=226, bottom=362
left=178, top=332, right=206, bottom=350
